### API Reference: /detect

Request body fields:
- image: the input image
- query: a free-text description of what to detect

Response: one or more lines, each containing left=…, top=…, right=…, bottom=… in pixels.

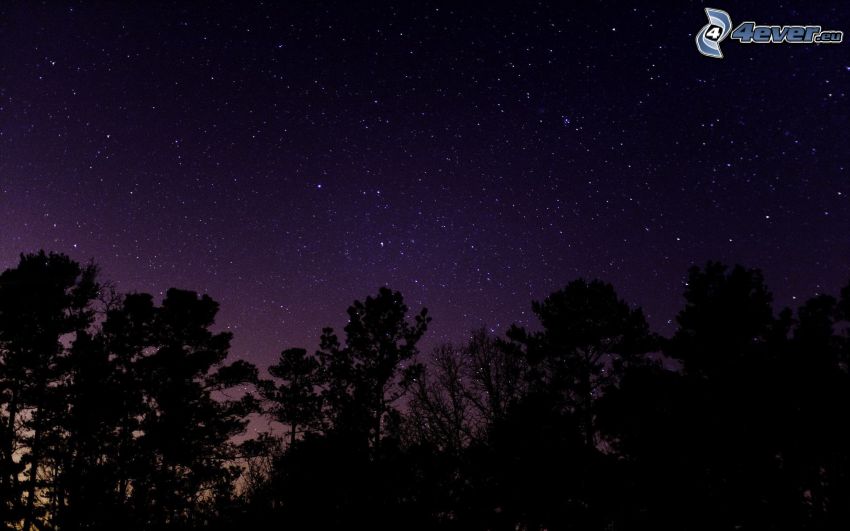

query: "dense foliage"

left=2, top=251, right=849, bottom=530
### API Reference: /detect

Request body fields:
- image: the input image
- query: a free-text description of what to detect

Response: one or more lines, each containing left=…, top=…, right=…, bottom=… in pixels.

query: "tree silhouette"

left=406, top=329, right=529, bottom=456
left=317, top=286, right=430, bottom=453
left=462, top=329, right=528, bottom=430
left=128, top=288, right=259, bottom=528
left=509, top=279, right=655, bottom=449
left=669, top=262, right=779, bottom=377
left=4, top=251, right=850, bottom=530
left=667, top=263, right=788, bottom=529
left=407, top=343, right=478, bottom=455
left=782, top=290, right=850, bottom=527
left=58, top=325, right=130, bottom=529
left=0, top=254, right=259, bottom=530
left=260, top=348, right=322, bottom=448
left=402, top=332, right=530, bottom=529
left=0, top=252, right=98, bottom=530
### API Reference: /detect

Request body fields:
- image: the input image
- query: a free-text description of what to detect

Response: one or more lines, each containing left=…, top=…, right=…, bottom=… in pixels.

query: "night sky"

left=1, top=2, right=848, bottom=369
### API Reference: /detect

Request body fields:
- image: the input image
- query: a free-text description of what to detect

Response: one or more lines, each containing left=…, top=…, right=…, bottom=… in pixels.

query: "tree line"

left=1, top=251, right=849, bottom=530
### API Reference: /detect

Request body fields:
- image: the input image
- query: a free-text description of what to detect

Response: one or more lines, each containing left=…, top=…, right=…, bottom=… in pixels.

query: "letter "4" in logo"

left=705, top=26, right=724, bottom=41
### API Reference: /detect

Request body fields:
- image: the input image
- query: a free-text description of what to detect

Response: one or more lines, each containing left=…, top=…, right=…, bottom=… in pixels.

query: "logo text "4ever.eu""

left=697, top=8, right=844, bottom=59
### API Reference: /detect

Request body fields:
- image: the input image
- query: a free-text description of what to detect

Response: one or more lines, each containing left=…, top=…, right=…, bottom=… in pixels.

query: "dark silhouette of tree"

left=252, top=287, right=430, bottom=530
left=317, top=286, right=430, bottom=453
left=596, top=356, right=700, bottom=529
left=407, top=342, right=478, bottom=454
left=665, top=263, right=787, bottom=530
left=128, top=288, right=259, bottom=528
left=462, top=329, right=528, bottom=430
left=483, top=393, right=594, bottom=530
left=780, top=289, right=850, bottom=528
left=405, top=330, right=525, bottom=451
left=668, top=262, right=779, bottom=377
left=6, top=250, right=850, bottom=530
left=1, top=253, right=259, bottom=530
left=592, top=264, right=850, bottom=531
left=260, top=348, right=322, bottom=448
left=93, top=291, right=162, bottom=529
left=0, top=252, right=98, bottom=530
left=509, top=279, right=655, bottom=449
left=400, top=331, right=526, bottom=529
left=57, top=324, right=131, bottom=529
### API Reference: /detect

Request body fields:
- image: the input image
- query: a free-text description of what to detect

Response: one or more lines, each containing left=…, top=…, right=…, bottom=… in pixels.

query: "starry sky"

left=1, top=2, right=848, bottom=368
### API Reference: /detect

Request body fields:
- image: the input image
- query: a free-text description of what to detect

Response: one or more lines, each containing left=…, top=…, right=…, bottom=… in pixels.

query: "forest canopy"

left=2, top=251, right=849, bottom=530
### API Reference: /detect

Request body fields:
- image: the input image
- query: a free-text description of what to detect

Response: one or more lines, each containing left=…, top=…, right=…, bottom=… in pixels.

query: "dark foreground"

left=2, top=251, right=849, bottom=530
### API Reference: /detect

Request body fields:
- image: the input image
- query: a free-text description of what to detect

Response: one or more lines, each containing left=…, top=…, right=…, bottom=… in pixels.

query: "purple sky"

left=2, top=2, right=849, bottom=370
